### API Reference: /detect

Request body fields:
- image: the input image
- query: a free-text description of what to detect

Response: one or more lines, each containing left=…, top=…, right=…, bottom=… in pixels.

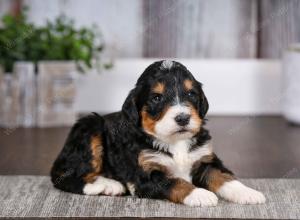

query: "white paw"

left=217, top=180, right=266, bottom=204
left=126, top=182, right=136, bottom=196
left=183, top=188, right=218, bottom=207
left=83, top=176, right=125, bottom=196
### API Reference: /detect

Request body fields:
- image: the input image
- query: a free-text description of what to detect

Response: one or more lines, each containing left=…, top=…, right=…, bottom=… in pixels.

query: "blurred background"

left=0, top=0, right=300, bottom=178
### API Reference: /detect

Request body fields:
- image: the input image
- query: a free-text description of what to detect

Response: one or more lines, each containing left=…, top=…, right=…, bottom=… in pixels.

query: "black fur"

left=51, top=60, right=233, bottom=202
left=51, top=113, right=104, bottom=194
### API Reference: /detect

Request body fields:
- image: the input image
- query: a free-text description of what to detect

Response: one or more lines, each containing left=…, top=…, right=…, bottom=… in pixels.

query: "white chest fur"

left=143, top=140, right=212, bottom=182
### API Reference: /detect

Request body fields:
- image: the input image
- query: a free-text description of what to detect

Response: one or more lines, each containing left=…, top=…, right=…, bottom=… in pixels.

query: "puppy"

left=51, top=60, right=266, bottom=206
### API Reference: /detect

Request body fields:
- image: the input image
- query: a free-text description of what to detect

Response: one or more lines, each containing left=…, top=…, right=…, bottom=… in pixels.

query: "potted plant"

left=0, top=9, right=111, bottom=127
left=34, top=16, right=110, bottom=127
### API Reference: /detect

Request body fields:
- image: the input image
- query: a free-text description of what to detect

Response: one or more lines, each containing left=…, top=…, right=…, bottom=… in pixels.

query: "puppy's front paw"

left=217, top=180, right=266, bottom=204
left=183, top=188, right=218, bottom=207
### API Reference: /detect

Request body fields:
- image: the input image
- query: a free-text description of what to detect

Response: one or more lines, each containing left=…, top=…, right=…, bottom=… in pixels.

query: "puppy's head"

left=122, top=60, right=208, bottom=143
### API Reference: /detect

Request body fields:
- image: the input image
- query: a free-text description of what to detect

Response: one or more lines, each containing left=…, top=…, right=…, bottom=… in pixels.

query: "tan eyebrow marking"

left=184, top=79, right=193, bottom=90
left=152, top=82, right=165, bottom=94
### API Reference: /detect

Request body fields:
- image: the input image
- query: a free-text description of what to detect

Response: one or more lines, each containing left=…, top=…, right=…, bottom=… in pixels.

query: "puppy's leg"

left=134, top=171, right=217, bottom=207
left=51, top=113, right=125, bottom=195
left=191, top=154, right=266, bottom=204
left=136, top=153, right=218, bottom=206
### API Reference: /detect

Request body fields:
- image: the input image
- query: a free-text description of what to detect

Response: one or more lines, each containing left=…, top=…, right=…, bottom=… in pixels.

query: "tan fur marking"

left=200, top=154, right=215, bottom=163
left=207, top=169, right=235, bottom=192
left=141, top=106, right=170, bottom=135
left=84, top=173, right=98, bottom=183
left=138, top=151, right=170, bottom=175
left=84, top=135, right=103, bottom=183
left=190, top=105, right=202, bottom=133
left=184, top=79, right=193, bottom=91
left=169, top=178, right=195, bottom=203
left=141, top=109, right=156, bottom=134
left=152, top=82, right=165, bottom=94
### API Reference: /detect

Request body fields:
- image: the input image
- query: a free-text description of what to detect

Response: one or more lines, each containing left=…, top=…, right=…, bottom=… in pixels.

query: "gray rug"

left=0, top=176, right=300, bottom=219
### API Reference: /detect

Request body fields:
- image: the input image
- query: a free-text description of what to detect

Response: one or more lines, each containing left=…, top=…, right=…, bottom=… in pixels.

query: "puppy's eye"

left=187, top=91, right=197, bottom=97
left=151, top=94, right=163, bottom=103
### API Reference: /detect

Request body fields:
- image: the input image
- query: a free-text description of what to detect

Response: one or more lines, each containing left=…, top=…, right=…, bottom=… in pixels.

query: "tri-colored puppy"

left=51, top=60, right=266, bottom=206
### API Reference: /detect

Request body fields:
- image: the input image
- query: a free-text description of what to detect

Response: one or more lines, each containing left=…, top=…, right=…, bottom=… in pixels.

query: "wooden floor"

left=1, top=116, right=300, bottom=178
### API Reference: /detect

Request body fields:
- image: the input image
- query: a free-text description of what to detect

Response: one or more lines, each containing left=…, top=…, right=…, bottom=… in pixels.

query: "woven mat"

left=0, top=176, right=299, bottom=219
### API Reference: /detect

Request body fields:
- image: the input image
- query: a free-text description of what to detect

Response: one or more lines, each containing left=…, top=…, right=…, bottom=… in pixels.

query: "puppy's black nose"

left=175, top=113, right=190, bottom=126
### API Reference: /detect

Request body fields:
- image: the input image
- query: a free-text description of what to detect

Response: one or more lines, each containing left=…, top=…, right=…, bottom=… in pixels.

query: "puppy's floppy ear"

left=199, top=92, right=209, bottom=118
left=122, top=87, right=140, bottom=125
left=196, top=81, right=209, bottom=118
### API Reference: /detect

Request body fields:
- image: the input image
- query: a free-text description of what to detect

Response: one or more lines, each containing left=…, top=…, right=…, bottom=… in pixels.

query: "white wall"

left=21, top=0, right=258, bottom=59
left=75, top=59, right=282, bottom=115
left=23, top=0, right=143, bottom=58
left=0, top=0, right=12, bottom=27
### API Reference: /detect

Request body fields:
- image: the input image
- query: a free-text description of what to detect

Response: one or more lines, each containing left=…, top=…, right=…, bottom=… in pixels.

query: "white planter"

left=0, top=72, right=21, bottom=128
left=282, top=45, right=300, bottom=124
left=14, top=62, right=36, bottom=127
left=37, top=61, right=77, bottom=127
left=0, top=68, right=3, bottom=126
